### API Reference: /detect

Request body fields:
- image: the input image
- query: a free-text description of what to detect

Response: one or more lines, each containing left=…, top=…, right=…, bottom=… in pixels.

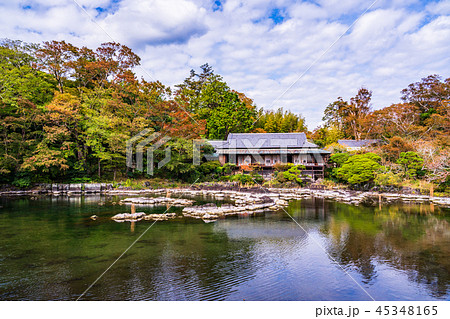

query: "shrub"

left=374, top=171, right=402, bottom=187
left=396, top=151, right=425, bottom=179
left=325, top=142, right=348, bottom=153
left=336, top=153, right=382, bottom=185
left=12, top=177, right=31, bottom=189
left=217, top=163, right=237, bottom=175
left=274, top=164, right=304, bottom=185
left=329, top=153, right=351, bottom=166
left=232, top=172, right=263, bottom=185
left=318, top=179, right=340, bottom=189
left=70, top=177, right=92, bottom=183
left=273, top=162, right=294, bottom=171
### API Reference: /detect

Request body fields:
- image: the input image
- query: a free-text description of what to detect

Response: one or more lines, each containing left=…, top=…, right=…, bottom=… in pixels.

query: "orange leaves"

left=157, top=100, right=206, bottom=139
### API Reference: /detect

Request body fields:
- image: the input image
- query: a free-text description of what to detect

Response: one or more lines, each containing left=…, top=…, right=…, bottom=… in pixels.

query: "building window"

left=266, top=159, right=271, bottom=165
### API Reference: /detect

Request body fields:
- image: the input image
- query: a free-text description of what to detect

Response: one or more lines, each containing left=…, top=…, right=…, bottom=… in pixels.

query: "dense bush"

left=232, top=172, right=263, bottom=185
left=374, top=171, right=402, bottom=187
left=396, top=151, right=425, bottom=179
left=273, top=163, right=305, bottom=186
left=336, top=153, right=382, bottom=185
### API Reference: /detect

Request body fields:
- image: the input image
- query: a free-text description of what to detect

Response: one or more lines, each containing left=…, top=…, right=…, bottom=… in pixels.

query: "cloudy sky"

left=1, top=0, right=449, bottom=129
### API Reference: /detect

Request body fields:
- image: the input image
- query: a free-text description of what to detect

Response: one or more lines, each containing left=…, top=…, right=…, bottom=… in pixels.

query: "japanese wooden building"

left=209, top=133, right=330, bottom=179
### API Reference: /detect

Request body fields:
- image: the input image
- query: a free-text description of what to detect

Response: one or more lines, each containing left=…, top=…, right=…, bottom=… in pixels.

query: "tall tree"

left=323, top=88, right=372, bottom=139
left=36, top=40, right=78, bottom=93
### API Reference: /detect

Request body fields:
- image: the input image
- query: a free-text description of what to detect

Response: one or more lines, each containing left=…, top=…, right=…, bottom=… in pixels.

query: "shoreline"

left=1, top=184, right=450, bottom=208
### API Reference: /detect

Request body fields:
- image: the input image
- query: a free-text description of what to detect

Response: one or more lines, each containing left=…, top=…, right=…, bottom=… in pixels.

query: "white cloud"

left=426, top=0, right=450, bottom=15
left=0, top=0, right=449, bottom=129
left=100, top=0, right=208, bottom=47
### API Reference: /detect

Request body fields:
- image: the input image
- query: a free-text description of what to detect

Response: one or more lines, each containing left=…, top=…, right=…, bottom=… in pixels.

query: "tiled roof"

left=338, top=139, right=378, bottom=148
left=222, top=132, right=313, bottom=149
left=207, top=140, right=228, bottom=149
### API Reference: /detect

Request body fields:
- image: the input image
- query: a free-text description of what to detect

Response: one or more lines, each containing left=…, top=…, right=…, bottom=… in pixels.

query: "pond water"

left=0, top=195, right=449, bottom=301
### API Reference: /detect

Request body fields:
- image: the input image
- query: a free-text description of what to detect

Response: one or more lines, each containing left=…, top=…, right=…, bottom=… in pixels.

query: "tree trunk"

left=98, top=159, right=101, bottom=179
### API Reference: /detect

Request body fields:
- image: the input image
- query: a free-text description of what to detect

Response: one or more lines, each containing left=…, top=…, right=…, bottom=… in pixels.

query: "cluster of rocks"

left=120, top=197, right=194, bottom=206
left=110, top=188, right=450, bottom=224
left=0, top=183, right=114, bottom=196
left=111, top=191, right=291, bottom=223
left=2, top=182, right=449, bottom=209
left=181, top=199, right=288, bottom=222
left=126, top=187, right=450, bottom=208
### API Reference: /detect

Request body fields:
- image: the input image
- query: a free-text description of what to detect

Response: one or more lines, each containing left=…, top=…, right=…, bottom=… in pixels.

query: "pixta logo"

left=126, top=130, right=171, bottom=175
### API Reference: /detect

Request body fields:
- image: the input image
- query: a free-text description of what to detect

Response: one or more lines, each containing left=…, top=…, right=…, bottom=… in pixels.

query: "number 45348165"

left=376, top=306, right=437, bottom=316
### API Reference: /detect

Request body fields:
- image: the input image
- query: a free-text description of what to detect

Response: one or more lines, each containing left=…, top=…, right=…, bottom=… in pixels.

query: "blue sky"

left=1, top=0, right=449, bottom=128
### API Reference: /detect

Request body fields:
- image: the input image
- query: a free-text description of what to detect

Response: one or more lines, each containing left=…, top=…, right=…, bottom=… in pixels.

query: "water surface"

left=0, top=195, right=448, bottom=300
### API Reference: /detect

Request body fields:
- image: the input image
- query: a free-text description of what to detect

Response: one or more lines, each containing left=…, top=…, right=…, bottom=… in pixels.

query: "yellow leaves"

left=43, top=125, right=70, bottom=143
left=45, top=93, right=81, bottom=120
left=20, top=141, right=69, bottom=173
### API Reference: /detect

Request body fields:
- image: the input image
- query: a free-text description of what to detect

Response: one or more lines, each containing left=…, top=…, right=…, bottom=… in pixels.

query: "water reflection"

left=0, top=195, right=448, bottom=300
left=316, top=201, right=450, bottom=299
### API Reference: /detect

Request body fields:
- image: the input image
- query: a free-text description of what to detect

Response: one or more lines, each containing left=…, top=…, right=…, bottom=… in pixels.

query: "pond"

left=0, top=195, right=449, bottom=301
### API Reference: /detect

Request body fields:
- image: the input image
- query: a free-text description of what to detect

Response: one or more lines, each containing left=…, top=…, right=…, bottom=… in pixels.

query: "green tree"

left=396, top=151, right=424, bottom=179
left=337, top=153, right=382, bottom=185
left=255, top=107, right=306, bottom=133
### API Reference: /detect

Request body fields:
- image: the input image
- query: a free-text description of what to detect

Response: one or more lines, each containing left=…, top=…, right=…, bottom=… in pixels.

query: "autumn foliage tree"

left=323, top=87, right=372, bottom=140
left=0, top=39, right=205, bottom=184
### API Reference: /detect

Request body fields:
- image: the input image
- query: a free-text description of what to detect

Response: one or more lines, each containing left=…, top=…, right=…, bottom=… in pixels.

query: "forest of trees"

left=312, top=76, right=449, bottom=191
left=0, top=39, right=449, bottom=192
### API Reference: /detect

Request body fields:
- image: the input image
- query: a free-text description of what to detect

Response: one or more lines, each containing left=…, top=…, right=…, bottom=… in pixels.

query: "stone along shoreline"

left=107, top=187, right=450, bottom=223
left=2, top=183, right=450, bottom=207
left=2, top=184, right=449, bottom=223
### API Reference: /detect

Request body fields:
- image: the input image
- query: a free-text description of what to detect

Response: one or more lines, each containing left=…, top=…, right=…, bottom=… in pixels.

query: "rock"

left=85, top=183, right=102, bottom=193
left=111, top=212, right=146, bottom=221
left=68, top=184, right=82, bottom=193
left=275, top=199, right=288, bottom=206
left=120, top=197, right=195, bottom=206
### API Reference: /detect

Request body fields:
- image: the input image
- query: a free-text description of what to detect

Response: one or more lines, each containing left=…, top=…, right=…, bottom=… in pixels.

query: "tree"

left=323, top=88, right=372, bottom=139
left=401, top=74, right=450, bottom=117
left=367, top=103, right=422, bottom=139
left=323, top=97, right=348, bottom=131
left=396, top=151, right=424, bottom=179
left=203, top=88, right=255, bottom=139
left=175, top=63, right=221, bottom=112
left=381, top=136, right=413, bottom=161
left=0, top=40, right=56, bottom=183
left=255, top=107, right=306, bottom=133
left=36, top=40, right=78, bottom=93
left=0, top=40, right=55, bottom=108
left=94, top=42, right=141, bottom=87
left=336, top=153, right=382, bottom=185
left=20, top=93, right=82, bottom=179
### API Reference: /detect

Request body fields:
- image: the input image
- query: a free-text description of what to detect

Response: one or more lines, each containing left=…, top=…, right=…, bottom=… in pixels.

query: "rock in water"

left=111, top=212, right=146, bottom=221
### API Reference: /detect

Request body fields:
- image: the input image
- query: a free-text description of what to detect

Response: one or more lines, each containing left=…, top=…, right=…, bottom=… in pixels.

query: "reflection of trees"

left=1, top=196, right=259, bottom=300
left=321, top=202, right=450, bottom=298
left=96, top=222, right=258, bottom=300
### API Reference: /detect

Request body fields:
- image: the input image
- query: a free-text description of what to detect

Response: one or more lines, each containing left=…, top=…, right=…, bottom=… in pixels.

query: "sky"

left=1, top=0, right=450, bottom=129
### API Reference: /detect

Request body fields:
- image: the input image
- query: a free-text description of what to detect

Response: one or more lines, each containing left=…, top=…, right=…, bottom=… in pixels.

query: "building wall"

left=225, top=152, right=326, bottom=166
left=237, top=154, right=285, bottom=166
left=218, top=154, right=227, bottom=166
